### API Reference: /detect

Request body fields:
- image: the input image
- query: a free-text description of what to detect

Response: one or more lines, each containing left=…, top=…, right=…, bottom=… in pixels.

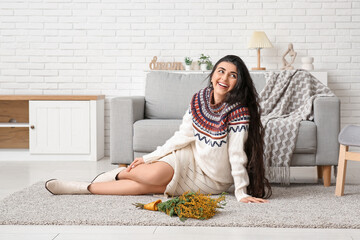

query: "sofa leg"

left=322, top=165, right=331, bottom=187
left=317, top=166, right=323, bottom=179
left=119, top=164, right=127, bottom=168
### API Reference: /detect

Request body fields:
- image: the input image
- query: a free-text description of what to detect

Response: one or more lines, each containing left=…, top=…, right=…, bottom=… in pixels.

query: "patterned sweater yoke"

left=190, top=87, right=250, bottom=147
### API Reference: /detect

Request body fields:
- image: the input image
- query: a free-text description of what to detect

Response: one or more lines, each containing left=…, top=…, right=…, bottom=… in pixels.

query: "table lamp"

left=248, top=31, right=273, bottom=70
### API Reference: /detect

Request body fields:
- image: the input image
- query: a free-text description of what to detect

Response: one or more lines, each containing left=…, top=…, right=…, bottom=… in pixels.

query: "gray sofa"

left=110, top=71, right=340, bottom=186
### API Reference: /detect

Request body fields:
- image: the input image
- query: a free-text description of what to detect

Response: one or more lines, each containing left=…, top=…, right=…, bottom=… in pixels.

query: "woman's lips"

left=218, top=82, right=229, bottom=88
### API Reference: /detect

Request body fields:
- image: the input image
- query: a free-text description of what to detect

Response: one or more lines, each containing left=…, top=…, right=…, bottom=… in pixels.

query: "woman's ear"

left=210, top=79, right=214, bottom=88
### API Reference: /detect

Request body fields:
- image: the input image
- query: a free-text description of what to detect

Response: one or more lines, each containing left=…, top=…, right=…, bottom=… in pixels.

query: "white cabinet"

left=29, top=101, right=90, bottom=154
left=0, top=95, right=104, bottom=161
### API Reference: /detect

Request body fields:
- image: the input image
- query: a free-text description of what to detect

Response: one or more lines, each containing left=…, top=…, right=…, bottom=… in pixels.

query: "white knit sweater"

left=143, top=87, right=250, bottom=201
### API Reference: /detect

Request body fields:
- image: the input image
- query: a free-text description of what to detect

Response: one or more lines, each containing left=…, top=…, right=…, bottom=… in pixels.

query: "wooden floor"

left=1, top=157, right=360, bottom=240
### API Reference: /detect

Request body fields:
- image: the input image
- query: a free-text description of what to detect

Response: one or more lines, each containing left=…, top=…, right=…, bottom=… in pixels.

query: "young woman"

left=46, top=55, right=272, bottom=203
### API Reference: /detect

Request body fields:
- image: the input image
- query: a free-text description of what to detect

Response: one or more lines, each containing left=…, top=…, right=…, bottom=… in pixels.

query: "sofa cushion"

left=145, top=72, right=267, bottom=119
left=291, top=153, right=316, bottom=166
left=133, top=119, right=316, bottom=155
left=294, top=121, right=317, bottom=154
left=133, top=119, right=182, bottom=152
left=251, top=73, right=267, bottom=94
left=145, top=72, right=208, bottom=119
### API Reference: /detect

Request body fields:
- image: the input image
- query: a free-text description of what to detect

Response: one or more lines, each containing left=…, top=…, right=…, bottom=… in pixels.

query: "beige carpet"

left=0, top=182, right=359, bottom=228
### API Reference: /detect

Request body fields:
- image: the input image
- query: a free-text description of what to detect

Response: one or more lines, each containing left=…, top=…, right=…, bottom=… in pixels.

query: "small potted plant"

left=198, top=54, right=213, bottom=71
left=184, top=57, right=192, bottom=71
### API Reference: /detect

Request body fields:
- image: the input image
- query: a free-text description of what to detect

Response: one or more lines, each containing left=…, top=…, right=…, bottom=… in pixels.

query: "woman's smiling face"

left=211, top=61, right=238, bottom=104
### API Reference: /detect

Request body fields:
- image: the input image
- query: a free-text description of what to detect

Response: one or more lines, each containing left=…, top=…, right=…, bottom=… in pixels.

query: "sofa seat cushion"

left=133, top=119, right=182, bottom=152
left=294, top=121, right=317, bottom=154
left=134, top=119, right=316, bottom=155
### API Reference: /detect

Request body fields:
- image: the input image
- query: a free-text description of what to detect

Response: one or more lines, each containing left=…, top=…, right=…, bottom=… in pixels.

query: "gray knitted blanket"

left=259, top=70, right=334, bottom=184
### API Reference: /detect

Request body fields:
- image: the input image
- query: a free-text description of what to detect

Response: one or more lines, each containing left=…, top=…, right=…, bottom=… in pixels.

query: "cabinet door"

left=29, top=101, right=90, bottom=154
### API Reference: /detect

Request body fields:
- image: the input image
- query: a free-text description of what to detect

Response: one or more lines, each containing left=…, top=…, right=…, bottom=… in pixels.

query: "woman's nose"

left=221, top=74, right=229, bottom=81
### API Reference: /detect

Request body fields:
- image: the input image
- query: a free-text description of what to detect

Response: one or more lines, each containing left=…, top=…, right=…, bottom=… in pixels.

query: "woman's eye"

left=218, top=70, right=224, bottom=73
left=231, top=74, right=237, bottom=78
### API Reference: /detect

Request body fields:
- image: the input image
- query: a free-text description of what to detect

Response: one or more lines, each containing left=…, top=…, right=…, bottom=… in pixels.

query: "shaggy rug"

left=0, top=182, right=359, bottom=228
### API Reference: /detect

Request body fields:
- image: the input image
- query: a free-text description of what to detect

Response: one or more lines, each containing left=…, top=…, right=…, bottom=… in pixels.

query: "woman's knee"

left=149, top=162, right=174, bottom=185
left=127, top=162, right=174, bottom=185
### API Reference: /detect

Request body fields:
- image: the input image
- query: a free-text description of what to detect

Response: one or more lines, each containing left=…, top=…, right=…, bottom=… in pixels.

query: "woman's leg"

left=89, top=180, right=166, bottom=195
left=118, top=161, right=174, bottom=186
left=89, top=161, right=174, bottom=195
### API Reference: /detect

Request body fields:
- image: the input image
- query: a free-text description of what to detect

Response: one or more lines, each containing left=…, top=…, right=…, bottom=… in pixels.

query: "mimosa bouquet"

left=133, top=191, right=226, bottom=222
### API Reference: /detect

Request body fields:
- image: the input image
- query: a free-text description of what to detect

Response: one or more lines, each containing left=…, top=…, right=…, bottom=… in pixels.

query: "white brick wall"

left=1, top=0, right=359, bottom=157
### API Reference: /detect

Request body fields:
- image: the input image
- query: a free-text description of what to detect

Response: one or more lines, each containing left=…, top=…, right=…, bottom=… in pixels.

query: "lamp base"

left=251, top=67, right=266, bottom=71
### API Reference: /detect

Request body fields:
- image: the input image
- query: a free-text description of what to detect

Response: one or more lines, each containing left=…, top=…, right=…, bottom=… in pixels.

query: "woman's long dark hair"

left=208, top=55, right=272, bottom=199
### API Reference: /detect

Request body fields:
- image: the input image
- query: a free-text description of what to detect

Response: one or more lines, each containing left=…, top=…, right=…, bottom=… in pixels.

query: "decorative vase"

left=301, top=57, right=314, bottom=71
left=185, top=65, right=191, bottom=71
left=200, top=64, right=207, bottom=71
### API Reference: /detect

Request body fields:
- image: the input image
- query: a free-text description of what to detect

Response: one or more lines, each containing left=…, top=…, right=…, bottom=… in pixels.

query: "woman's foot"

left=45, top=179, right=91, bottom=195
left=91, top=167, right=126, bottom=183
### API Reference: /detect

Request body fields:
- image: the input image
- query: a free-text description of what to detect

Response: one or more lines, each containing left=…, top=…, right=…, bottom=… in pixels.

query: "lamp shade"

left=248, top=31, right=273, bottom=49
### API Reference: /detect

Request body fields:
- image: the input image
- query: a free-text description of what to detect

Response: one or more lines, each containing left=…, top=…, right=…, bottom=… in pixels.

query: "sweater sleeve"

left=227, top=117, right=251, bottom=201
left=143, top=109, right=195, bottom=163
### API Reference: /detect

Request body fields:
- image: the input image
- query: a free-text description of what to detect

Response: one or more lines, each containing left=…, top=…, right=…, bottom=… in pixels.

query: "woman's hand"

left=240, top=196, right=269, bottom=203
left=126, top=157, right=144, bottom=172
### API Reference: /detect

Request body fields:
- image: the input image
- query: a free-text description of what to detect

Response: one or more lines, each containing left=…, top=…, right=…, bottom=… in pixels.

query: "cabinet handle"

left=30, top=125, right=35, bottom=129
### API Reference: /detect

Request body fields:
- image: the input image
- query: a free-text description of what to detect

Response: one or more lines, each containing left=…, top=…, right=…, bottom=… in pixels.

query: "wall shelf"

left=145, top=70, right=327, bottom=85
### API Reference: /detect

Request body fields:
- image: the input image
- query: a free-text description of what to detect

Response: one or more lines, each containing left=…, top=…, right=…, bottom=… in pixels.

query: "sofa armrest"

left=110, top=96, right=145, bottom=165
left=314, top=96, right=341, bottom=166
